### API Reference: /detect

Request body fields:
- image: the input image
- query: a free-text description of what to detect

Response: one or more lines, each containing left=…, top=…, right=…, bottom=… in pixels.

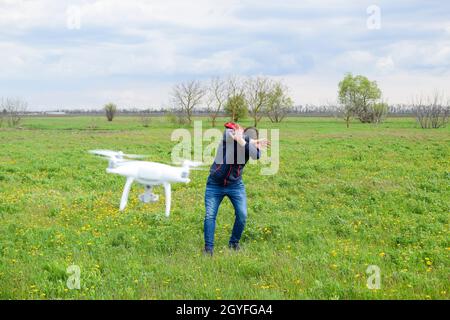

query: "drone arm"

left=119, top=177, right=134, bottom=211
left=163, top=182, right=171, bottom=217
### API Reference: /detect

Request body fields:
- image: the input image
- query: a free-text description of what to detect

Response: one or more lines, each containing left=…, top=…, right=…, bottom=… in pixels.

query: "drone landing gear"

left=139, top=185, right=159, bottom=203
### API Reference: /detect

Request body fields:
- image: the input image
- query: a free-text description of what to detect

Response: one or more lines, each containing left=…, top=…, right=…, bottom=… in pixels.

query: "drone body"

left=90, top=150, right=200, bottom=217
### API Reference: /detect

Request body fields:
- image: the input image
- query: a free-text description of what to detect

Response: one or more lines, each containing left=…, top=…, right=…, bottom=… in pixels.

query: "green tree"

left=338, top=73, right=382, bottom=126
left=372, top=102, right=388, bottom=124
left=225, top=94, right=248, bottom=122
left=104, top=103, right=117, bottom=122
left=266, top=82, right=293, bottom=123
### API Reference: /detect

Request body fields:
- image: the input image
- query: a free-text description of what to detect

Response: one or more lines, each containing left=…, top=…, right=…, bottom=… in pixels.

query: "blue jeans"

left=204, top=178, right=247, bottom=249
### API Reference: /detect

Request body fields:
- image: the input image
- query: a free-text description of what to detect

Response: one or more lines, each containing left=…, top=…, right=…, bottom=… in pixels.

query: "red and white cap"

left=224, top=122, right=238, bottom=130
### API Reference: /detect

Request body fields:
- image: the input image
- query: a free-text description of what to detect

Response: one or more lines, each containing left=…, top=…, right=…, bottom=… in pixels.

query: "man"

left=203, top=122, right=269, bottom=256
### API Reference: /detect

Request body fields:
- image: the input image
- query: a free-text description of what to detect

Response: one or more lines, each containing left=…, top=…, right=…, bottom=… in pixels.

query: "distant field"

left=0, top=116, right=448, bottom=299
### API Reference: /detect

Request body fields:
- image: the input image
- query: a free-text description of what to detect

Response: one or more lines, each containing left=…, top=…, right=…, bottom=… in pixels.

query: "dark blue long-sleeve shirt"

left=208, top=129, right=261, bottom=185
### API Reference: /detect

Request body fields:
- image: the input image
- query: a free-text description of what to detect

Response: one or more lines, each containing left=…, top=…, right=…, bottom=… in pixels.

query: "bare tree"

left=324, top=99, right=340, bottom=119
left=227, top=76, right=244, bottom=98
left=140, top=109, right=151, bottom=127
left=266, top=81, right=293, bottom=123
left=206, top=77, right=227, bottom=127
left=171, top=80, right=204, bottom=125
left=245, top=76, right=272, bottom=127
left=104, top=102, right=117, bottom=121
left=2, top=97, right=28, bottom=127
left=413, top=92, right=449, bottom=129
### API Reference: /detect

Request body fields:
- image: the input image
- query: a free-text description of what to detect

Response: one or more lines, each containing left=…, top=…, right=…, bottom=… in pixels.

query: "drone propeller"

left=170, top=159, right=206, bottom=169
left=89, top=150, right=146, bottom=160
left=90, top=151, right=206, bottom=170
left=189, top=167, right=208, bottom=171
left=182, top=160, right=204, bottom=168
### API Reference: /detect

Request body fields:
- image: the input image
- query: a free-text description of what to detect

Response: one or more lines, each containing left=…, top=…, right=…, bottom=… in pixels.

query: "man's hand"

left=250, top=138, right=270, bottom=150
left=229, top=127, right=246, bottom=147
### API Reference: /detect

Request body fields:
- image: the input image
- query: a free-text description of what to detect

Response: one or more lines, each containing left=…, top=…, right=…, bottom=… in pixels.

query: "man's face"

left=234, top=126, right=244, bottom=135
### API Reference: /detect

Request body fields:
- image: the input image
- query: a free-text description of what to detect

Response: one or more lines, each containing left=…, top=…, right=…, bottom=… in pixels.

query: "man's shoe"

left=228, top=243, right=240, bottom=251
left=203, top=246, right=214, bottom=256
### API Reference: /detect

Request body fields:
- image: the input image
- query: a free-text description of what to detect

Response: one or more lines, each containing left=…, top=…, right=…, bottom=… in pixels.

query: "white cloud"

left=0, top=0, right=449, bottom=108
left=385, top=40, right=450, bottom=71
left=376, top=56, right=395, bottom=73
left=0, top=0, right=64, bottom=31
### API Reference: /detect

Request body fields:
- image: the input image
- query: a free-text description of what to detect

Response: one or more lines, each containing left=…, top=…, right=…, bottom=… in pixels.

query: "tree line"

left=1, top=74, right=448, bottom=129
left=170, top=76, right=293, bottom=127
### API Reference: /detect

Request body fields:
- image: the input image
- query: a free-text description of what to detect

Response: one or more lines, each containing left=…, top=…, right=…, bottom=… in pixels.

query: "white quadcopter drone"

left=89, top=150, right=202, bottom=217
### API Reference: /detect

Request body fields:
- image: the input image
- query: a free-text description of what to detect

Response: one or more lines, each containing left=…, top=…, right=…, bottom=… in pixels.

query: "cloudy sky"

left=0, top=0, right=449, bottom=110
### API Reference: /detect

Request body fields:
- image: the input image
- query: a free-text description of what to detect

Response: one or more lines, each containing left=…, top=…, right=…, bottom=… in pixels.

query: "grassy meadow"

left=0, top=116, right=448, bottom=299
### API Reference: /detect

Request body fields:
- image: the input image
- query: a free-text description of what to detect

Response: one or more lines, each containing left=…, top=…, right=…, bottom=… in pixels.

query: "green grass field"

left=0, top=116, right=448, bottom=299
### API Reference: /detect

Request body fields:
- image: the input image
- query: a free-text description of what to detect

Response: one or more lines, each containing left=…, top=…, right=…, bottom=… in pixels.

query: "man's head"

left=244, top=126, right=259, bottom=140
left=224, top=122, right=258, bottom=139
left=224, top=122, right=242, bottom=130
